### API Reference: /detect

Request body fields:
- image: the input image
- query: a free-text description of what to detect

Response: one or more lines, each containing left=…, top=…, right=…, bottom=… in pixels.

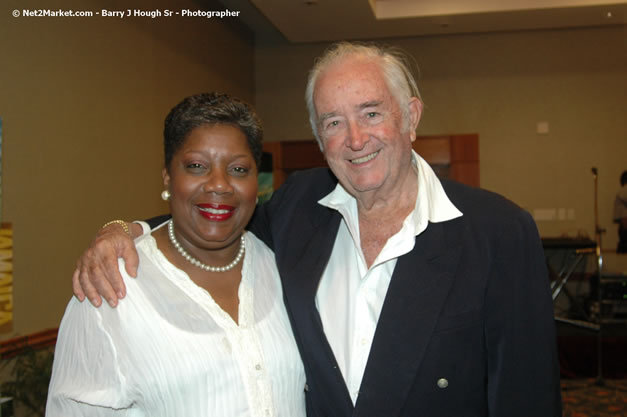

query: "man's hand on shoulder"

left=72, top=221, right=143, bottom=307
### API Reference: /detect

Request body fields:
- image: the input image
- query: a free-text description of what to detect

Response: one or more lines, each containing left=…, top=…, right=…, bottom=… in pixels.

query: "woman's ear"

left=161, top=168, right=172, bottom=201
left=162, top=168, right=170, bottom=189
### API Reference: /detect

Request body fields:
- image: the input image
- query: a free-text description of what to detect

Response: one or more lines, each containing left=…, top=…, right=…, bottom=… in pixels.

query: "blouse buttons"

left=437, top=378, right=449, bottom=389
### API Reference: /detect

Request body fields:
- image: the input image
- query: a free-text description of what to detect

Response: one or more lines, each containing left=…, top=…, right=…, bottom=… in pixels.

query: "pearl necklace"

left=168, top=220, right=245, bottom=272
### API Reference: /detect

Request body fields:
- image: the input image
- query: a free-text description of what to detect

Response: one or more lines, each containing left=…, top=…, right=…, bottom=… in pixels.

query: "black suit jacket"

left=249, top=167, right=561, bottom=416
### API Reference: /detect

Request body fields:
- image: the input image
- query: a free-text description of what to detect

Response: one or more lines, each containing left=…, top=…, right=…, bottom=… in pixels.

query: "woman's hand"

left=72, top=222, right=142, bottom=307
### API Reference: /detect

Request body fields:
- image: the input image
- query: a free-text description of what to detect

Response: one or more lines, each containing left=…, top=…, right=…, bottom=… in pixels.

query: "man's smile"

left=350, top=150, right=379, bottom=165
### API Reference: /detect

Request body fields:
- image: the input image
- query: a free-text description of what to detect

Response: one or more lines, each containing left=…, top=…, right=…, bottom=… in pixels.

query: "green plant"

left=1, top=347, right=54, bottom=417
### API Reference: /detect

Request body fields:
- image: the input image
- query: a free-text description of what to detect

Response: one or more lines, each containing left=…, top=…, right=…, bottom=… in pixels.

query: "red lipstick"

left=196, top=203, right=235, bottom=221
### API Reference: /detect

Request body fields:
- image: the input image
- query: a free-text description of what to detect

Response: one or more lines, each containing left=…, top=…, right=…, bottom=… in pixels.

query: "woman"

left=46, top=93, right=306, bottom=416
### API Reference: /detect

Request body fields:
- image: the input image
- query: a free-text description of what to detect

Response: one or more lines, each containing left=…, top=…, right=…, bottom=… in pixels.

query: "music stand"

left=560, top=168, right=609, bottom=390
left=545, top=237, right=598, bottom=330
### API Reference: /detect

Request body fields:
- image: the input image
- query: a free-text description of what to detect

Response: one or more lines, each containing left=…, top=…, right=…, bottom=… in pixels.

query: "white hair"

left=305, top=42, right=422, bottom=150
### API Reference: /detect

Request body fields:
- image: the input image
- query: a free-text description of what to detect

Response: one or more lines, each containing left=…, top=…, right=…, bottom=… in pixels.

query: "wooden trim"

left=412, top=137, right=451, bottom=164
left=0, top=328, right=58, bottom=359
left=263, top=140, right=326, bottom=190
left=262, top=142, right=285, bottom=190
left=450, top=134, right=479, bottom=162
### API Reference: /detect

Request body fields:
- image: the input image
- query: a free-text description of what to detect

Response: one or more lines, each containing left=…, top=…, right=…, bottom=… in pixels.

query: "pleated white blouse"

left=46, top=230, right=306, bottom=417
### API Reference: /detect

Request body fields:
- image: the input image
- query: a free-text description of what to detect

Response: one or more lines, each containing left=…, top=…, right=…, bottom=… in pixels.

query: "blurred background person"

left=614, top=170, right=627, bottom=253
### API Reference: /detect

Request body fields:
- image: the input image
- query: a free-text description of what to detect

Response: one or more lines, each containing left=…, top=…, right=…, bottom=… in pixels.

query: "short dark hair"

left=621, top=170, right=627, bottom=187
left=163, top=92, right=263, bottom=170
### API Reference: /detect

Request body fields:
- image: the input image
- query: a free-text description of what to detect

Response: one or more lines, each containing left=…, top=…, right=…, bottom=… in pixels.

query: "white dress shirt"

left=316, top=151, right=463, bottom=404
left=47, top=229, right=306, bottom=417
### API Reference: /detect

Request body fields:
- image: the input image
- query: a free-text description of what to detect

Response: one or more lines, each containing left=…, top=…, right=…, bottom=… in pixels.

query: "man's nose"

left=345, top=120, right=368, bottom=151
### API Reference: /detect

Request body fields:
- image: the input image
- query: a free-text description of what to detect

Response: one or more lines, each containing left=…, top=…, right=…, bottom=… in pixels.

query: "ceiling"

left=219, top=0, right=627, bottom=43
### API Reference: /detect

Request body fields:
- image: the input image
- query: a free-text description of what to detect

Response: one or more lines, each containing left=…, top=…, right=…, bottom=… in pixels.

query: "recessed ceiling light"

left=606, top=11, right=613, bottom=18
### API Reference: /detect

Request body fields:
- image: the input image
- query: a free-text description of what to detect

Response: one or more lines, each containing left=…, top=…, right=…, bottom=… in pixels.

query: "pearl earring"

left=161, top=190, right=171, bottom=201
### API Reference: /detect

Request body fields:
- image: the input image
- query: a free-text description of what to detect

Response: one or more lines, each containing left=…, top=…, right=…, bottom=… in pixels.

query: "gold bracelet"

left=101, top=219, right=130, bottom=236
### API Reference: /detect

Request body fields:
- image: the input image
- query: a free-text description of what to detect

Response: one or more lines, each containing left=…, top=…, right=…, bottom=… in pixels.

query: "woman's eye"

left=186, top=163, right=205, bottom=171
left=231, top=166, right=248, bottom=175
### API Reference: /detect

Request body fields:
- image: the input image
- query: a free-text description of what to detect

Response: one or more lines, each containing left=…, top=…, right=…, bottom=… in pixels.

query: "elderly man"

left=74, top=42, right=562, bottom=416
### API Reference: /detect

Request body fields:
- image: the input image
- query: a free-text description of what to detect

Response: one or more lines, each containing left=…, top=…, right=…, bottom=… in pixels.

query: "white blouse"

left=46, top=230, right=306, bottom=417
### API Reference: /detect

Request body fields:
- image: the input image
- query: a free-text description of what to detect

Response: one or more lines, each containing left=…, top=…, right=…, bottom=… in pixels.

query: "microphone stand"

left=591, top=167, right=605, bottom=387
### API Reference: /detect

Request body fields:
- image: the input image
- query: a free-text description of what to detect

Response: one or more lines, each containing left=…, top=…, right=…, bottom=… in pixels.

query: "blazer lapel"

left=354, top=220, right=463, bottom=416
left=280, top=206, right=355, bottom=413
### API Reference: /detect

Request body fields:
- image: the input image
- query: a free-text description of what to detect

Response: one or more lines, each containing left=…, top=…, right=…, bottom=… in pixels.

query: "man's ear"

left=407, top=97, right=423, bottom=143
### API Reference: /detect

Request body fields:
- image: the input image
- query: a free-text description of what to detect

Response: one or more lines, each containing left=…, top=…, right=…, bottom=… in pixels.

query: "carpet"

left=562, top=379, right=627, bottom=417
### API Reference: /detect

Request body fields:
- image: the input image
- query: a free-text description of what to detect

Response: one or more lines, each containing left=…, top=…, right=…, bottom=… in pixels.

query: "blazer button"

left=437, top=378, right=449, bottom=389
left=304, top=383, right=309, bottom=392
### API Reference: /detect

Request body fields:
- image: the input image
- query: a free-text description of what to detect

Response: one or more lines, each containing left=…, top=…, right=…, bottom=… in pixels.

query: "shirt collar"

left=318, top=150, right=463, bottom=237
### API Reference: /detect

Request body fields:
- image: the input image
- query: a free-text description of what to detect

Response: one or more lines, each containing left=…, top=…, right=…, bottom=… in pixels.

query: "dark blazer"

left=249, top=167, right=562, bottom=417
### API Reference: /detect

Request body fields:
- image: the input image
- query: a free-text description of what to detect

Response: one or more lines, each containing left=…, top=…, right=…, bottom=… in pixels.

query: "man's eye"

left=367, top=112, right=379, bottom=118
left=326, top=120, right=339, bottom=129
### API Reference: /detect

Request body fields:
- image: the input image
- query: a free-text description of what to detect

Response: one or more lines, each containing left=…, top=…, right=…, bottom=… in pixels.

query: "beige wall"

left=1, top=4, right=625, bottom=342
left=255, top=25, right=627, bottom=271
left=0, top=0, right=254, bottom=341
